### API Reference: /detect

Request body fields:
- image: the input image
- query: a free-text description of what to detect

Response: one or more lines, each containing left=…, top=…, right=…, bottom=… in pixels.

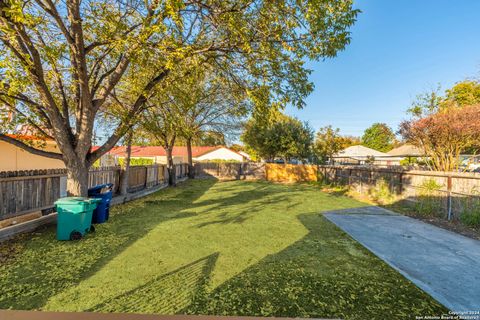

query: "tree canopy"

left=0, top=0, right=358, bottom=195
left=314, top=126, right=359, bottom=164
left=445, top=80, right=480, bottom=107
left=408, top=80, right=480, bottom=118
left=361, top=123, right=395, bottom=152
left=314, top=126, right=342, bottom=164
left=241, top=112, right=313, bottom=162
left=400, top=105, right=480, bottom=172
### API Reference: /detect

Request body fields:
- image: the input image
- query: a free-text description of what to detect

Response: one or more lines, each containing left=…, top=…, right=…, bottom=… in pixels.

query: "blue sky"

left=285, top=0, right=480, bottom=137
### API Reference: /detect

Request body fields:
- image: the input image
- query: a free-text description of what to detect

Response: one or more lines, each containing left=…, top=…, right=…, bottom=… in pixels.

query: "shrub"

left=368, top=178, right=395, bottom=204
left=460, top=209, right=480, bottom=227
left=118, top=157, right=155, bottom=166
left=459, top=194, right=480, bottom=227
left=400, top=157, right=416, bottom=166
left=415, top=179, right=443, bottom=217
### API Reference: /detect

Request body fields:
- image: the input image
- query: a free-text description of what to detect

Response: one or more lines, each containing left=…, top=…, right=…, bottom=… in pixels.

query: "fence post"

left=144, top=166, right=148, bottom=190
left=399, top=172, right=404, bottom=196
left=447, top=175, right=453, bottom=220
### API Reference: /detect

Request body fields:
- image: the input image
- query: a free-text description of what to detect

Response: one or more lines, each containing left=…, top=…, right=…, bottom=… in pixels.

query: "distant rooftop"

left=334, top=145, right=388, bottom=158
left=106, top=146, right=221, bottom=158
left=387, top=144, right=425, bottom=157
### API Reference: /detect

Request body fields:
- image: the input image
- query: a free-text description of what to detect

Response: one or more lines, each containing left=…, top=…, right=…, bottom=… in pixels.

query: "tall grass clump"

left=368, top=178, right=395, bottom=205
left=459, top=190, right=480, bottom=227
left=415, top=179, right=443, bottom=217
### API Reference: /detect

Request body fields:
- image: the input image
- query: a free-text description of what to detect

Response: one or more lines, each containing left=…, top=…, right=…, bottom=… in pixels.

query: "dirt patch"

left=0, top=236, right=26, bottom=264
left=0, top=211, right=42, bottom=229
left=0, top=225, right=52, bottom=264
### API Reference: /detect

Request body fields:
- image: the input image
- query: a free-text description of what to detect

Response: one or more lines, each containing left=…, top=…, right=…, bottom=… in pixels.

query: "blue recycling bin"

left=88, top=183, right=113, bottom=223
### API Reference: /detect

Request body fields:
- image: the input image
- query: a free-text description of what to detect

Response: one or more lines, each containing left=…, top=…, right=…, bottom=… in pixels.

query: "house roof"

left=238, top=151, right=251, bottom=159
left=334, top=145, right=388, bottom=158
left=387, top=144, right=425, bottom=157
left=106, top=145, right=224, bottom=158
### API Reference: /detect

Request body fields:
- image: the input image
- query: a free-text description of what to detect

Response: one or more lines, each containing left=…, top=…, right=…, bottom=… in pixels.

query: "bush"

left=460, top=209, right=480, bottom=227
left=368, top=178, right=395, bottom=204
left=415, top=179, right=443, bottom=217
left=459, top=196, right=480, bottom=227
left=400, top=158, right=415, bottom=166
left=118, top=157, right=155, bottom=166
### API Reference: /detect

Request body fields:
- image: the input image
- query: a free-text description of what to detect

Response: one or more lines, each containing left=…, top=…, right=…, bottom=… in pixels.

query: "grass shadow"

left=0, top=179, right=447, bottom=318
left=184, top=214, right=448, bottom=319
left=193, top=181, right=304, bottom=228
left=88, top=252, right=219, bottom=314
left=0, top=179, right=217, bottom=310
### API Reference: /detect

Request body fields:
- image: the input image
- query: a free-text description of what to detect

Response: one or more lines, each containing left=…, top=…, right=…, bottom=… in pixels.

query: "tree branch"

left=0, top=134, right=63, bottom=160
left=87, top=68, right=170, bottom=165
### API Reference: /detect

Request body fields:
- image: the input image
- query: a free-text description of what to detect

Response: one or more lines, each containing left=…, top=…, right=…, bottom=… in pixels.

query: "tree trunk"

left=66, top=163, right=89, bottom=197
left=120, top=132, right=133, bottom=195
left=166, top=147, right=176, bottom=186
left=186, top=137, right=195, bottom=179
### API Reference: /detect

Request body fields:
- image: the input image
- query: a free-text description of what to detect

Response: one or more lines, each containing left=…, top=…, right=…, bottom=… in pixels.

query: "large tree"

left=314, top=126, right=345, bottom=164
left=0, top=0, right=358, bottom=195
left=173, top=66, right=247, bottom=178
left=408, top=80, right=480, bottom=118
left=242, top=113, right=313, bottom=162
left=361, top=123, right=395, bottom=152
left=313, top=126, right=360, bottom=164
left=445, top=80, right=480, bottom=108
left=140, top=95, right=181, bottom=185
left=399, top=105, right=480, bottom=172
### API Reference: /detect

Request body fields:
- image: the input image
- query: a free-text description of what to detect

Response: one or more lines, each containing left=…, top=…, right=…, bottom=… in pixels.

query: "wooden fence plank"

left=0, top=164, right=170, bottom=221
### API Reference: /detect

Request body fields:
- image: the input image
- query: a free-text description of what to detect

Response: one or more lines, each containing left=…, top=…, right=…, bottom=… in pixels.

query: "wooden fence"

left=194, top=162, right=266, bottom=180
left=89, top=167, right=122, bottom=194
left=0, top=169, right=64, bottom=221
left=193, top=162, right=318, bottom=182
left=5, top=161, right=480, bottom=223
left=265, top=164, right=318, bottom=182
left=318, top=165, right=480, bottom=221
left=0, top=164, right=188, bottom=221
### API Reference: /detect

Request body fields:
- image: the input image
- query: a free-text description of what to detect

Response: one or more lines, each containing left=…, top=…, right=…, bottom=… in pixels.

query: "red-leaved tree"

left=399, top=105, right=480, bottom=171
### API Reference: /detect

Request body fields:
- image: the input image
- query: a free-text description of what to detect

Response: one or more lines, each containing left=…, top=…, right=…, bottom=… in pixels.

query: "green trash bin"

left=55, top=197, right=101, bottom=241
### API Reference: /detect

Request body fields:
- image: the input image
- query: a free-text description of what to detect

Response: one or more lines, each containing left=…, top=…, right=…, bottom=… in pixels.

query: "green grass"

left=0, top=180, right=447, bottom=319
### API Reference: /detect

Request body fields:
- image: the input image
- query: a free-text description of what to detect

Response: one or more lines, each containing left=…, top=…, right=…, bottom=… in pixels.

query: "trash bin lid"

left=55, top=197, right=100, bottom=205
left=88, top=183, right=113, bottom=193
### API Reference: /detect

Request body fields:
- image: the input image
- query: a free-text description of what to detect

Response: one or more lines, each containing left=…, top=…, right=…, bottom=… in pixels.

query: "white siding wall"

left=153, top=156, right=185, bottom=164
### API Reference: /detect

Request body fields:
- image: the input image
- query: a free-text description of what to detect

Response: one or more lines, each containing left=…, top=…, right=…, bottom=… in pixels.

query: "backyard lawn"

left=0, top=179, right=447, bottom=319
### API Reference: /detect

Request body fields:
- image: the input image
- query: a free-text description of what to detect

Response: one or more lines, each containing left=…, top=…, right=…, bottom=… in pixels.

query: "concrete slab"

left=324, top=207, right=480, bottom=314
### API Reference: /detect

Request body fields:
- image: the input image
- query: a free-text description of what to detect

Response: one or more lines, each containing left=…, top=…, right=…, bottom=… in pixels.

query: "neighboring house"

left=104, top=145, right=248, bottom=165
left=387, top=144, right=428, bottom=165
left=238, top=151, right=251, bottom=161
left=333, top=145, right=403, bottom=166
left=387, top=144, right=425, bottom=158
left=0, top=135, right=64, bottom=171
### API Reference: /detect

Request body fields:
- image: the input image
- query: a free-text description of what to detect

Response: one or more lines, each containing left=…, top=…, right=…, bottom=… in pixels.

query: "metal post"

left=447, top=175, right=453, bottom=220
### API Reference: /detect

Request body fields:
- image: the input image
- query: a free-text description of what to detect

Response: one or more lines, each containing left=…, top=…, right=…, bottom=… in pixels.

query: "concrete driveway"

left=324, top=206, right=480, bottom=314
